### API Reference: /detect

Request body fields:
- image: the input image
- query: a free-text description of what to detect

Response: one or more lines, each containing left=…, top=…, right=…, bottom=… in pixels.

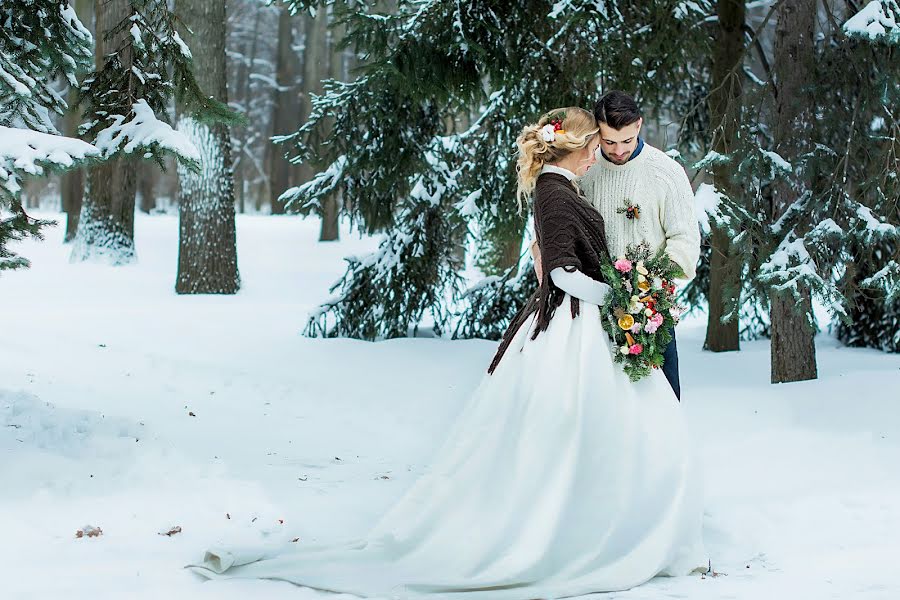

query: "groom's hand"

left=530, top=240, right=543, bottom=281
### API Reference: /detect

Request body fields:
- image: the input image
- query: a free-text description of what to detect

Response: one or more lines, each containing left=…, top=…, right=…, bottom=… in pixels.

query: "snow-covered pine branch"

left=860, top=261, right=900, bottom=301
left=0, top=127, right=99, bottom=271
left=453, top=264, right=538, bottom=341
left=757, top=231, right=847, bottom=325
left=0, top=0, right=94, bottom=273
left=0, top=1, right=93, bottom=133
left=843, top=0, right=900, bottom=44
left=306, top=135, right=467, bottom=339
left=0, top=127, right=99, bottom=200
left=91, top=99, right=200, bottom=169
left=280, top=155, right=347, bottom=214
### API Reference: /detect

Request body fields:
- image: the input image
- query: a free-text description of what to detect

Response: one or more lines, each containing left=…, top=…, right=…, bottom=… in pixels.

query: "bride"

left=187, top=107, right=708, bottom=598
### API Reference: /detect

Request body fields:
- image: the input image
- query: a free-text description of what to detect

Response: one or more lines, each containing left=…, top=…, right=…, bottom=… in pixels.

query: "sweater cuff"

left=666, top=247, right=697, bottom=281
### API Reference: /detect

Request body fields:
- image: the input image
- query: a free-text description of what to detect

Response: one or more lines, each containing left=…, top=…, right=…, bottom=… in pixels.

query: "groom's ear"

left=635, top=117, right=643, bottom=134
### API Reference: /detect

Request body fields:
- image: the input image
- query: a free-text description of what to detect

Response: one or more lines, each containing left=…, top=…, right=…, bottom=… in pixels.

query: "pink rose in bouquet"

left=614, top=259, right=632, bottom=273
left=644, top=312, right=665, bottom=334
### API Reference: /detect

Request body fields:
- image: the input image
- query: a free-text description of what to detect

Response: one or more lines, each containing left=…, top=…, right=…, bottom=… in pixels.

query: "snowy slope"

left=1, top=212, right=898, bottom=600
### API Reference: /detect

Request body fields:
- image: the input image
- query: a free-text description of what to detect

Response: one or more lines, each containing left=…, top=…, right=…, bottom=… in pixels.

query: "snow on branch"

left=454, top=263, right=538, bottom=341
left=758, top=231, right=846, bottom=322
left=548, top=0, right=613, bottom=20
left=861, top=261, right=900, bottom=302
left=844, top=0, right=900, bottom=44
left=91, top=99, right=200, bottom=168
left=852, top=204, right=899, bottom=244
left=693, top=182, right=724, bottom=234
left=692, top=150, right=731, bottom=171
left=760, top=149, right=793, bottom=174
left=0, top=126, right=99, bottom=198
left=280, top=155, right=347, bottom=213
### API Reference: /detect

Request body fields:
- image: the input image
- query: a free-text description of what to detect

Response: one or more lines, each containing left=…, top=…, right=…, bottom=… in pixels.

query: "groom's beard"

left=607, top=152, right=631, bottom=165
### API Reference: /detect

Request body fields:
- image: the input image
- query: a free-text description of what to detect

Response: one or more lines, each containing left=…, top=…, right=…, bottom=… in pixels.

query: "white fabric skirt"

left=187, top=296, right=707, bottom=598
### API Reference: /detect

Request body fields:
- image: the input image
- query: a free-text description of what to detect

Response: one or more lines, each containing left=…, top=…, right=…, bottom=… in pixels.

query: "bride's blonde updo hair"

left=516, top=107, right=599, bottom=207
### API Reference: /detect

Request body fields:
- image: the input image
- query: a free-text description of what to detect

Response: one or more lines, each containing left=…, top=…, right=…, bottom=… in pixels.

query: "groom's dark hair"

left=594, top=91, right=642, bottom=130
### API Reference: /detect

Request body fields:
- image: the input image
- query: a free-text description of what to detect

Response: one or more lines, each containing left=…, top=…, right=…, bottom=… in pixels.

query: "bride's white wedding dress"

left=187, top=296, right=708, bottom=599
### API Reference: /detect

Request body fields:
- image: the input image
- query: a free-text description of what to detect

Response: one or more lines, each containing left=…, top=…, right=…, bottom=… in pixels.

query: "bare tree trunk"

left=61, top=97, right=84, bottom=242
left=298, top=9, right=328, bottom=185
left=770, top=0, right=817, bottom=383
left=269, top=6, right=303, bottom=215
left=174, top=0, right=240, bottom=294
left=499, top=237, right=521, bottom=276
left=233, top=3, right=262, bottom=215
left=137, top=161, right=158, bottom=214
left=61, top=0, right=92, bottom=242
left=59, top=0, right=91, bottom=230
left=319, top=10, right=341, bottom=241
left=320, top=192, right=341, bottom=240
left=70, top=0, right=137, bottom=264
left=704, top=0, right=744, bottom=352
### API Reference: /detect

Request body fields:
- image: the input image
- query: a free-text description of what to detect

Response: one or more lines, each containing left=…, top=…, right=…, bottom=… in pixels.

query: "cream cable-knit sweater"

left=579, top=143, right=701, bottom=280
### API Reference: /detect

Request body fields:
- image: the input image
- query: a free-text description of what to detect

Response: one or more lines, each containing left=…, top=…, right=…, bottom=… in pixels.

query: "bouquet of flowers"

left=599, top=242, right=685, bottom=382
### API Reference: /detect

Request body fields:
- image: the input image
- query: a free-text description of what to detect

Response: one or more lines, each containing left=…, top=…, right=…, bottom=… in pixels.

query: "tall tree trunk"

left=319, top=191, right=341, bottom=240
left=269, top=6, right=303, bottom=215
left=61, top=0, right=93, bottom=242
left=319, top=10, right=341, bottom=242
left=233, top=4, right=262, bottom=215
left=769, top=0, right=817, bottom=383
left=70, top=0, right=137, bottom=264
left=704, top=0, right=745, bottom=352
left=174, top=0, right=240, bottom=294
left=137, top=161, right=158, bottom=214
left=498, top=236, right=521, bottom=276
left=61, top=90, right=84, bottom=242
left=297, top=9, right=327, bottom=184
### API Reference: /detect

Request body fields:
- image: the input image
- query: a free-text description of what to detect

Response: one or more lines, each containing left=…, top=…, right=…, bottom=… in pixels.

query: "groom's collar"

left=600, top=137, right=645, bottom=164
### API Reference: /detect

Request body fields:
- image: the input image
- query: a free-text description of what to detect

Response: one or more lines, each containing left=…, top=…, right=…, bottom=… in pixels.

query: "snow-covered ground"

left=2, top=212, right=899, bottom=600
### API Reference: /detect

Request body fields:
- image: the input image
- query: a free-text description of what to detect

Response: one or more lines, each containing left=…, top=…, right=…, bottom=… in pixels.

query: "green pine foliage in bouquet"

left=600, top=242, right=685, bottom=382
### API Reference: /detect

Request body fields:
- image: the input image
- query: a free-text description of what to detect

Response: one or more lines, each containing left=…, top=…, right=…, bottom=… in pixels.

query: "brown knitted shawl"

left=488, top=172, right=610, bottom=374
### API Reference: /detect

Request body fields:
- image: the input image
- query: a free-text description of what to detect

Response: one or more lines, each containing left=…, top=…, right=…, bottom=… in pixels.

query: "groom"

left=532, top=91, right=701, bottom=400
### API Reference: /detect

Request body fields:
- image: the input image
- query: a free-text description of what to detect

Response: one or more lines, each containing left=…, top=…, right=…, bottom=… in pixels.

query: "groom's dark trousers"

left=662, top=327, right=681, bottom=401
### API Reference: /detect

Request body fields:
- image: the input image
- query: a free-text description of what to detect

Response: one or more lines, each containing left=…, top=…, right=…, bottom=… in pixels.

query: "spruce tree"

left=0, top=0, right=97, bottom=272
left=831, top=0, right=900, bottom=352
left=281, top=0, right=715, bottom=339
left=688, top=0, right=900, bottom=380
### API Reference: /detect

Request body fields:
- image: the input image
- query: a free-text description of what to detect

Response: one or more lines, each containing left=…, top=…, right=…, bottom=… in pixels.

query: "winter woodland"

left=1, top=0, right=899, bottom=598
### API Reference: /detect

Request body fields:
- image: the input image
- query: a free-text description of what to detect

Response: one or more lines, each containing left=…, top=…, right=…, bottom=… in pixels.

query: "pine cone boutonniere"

left=617, top=200, right=640, bottom=220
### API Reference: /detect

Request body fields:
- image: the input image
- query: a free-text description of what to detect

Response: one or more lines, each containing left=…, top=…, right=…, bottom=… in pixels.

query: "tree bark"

left=70, top=0, right=137, bottom=264
left=297, top=9, right=327, bottom=181
left=498, top=236, right=521, bottom=276
left=704, top=0, right=744, bottom=352
left=61, top=100, right=84, bottom=242
left=174, top=0, right=240, bottom=294
left=61, top=0, right=93, bottom=242
left=769, top=0, right=817, bottom=383
left=137, top=161, right=158, bottom=214
left=269, top=6, right=303, bottom=215
left=233, top=3, right=262, bottom=215
left=319, top=9, right=341, bottom=241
